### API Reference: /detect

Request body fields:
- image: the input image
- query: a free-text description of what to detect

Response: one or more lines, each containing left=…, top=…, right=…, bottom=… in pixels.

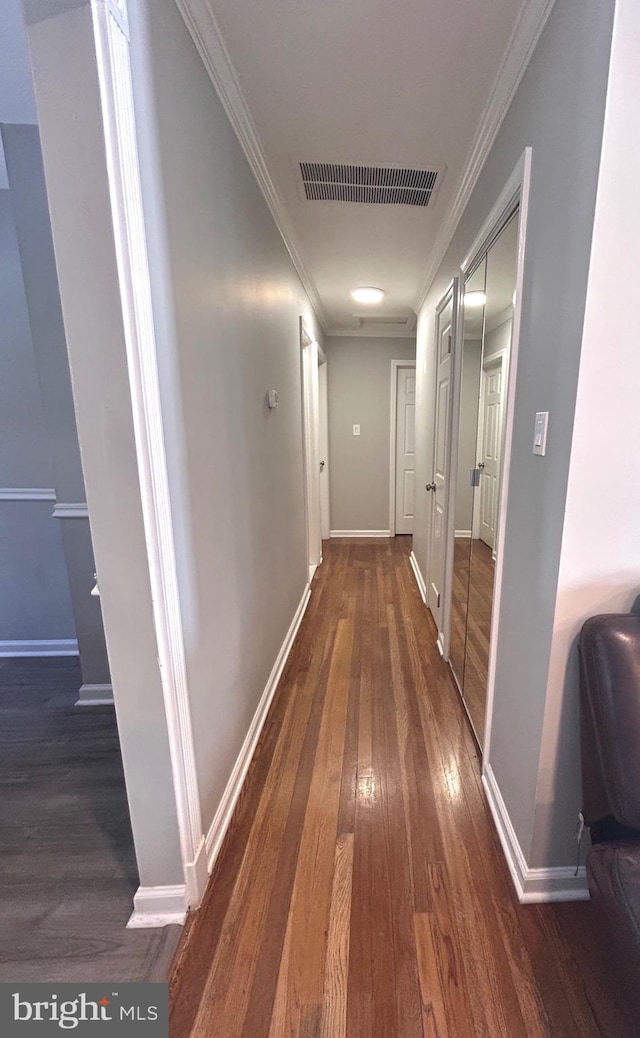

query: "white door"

left=301, top=325, right=322, bottom=581
left=477, top=356, right=503, bottom=551
left=318, top=359, right=330, bottom=541
left=394, top=365, right=416, bottom=534
left=427, top=283, right=457, bottom=636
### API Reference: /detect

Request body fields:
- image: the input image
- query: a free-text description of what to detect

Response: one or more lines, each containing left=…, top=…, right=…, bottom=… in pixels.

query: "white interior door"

left=301, top=324, right=322, bottom=581
left=318, top=357, right=330, bottom=541
left=427, top=285, right=456, bottom=637
left=394, top=365, right=416, bottom=534
left=477, top=356, right=503, bottom=551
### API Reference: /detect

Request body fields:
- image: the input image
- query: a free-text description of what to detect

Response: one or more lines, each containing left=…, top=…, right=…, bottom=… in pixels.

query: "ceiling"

left=180, top=0, right=550, bottom=335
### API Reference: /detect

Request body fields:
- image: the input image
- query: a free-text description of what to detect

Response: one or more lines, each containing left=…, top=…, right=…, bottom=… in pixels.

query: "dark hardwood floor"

left=170, top=537, right=634, bottom=1038
left=0, top=657, right=180, bottom=982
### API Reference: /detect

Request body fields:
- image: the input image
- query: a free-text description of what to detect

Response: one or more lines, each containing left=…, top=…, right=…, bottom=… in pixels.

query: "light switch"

left=353, top=424, right=360, bottom=436
left=533, top=411, right=549, bottom=456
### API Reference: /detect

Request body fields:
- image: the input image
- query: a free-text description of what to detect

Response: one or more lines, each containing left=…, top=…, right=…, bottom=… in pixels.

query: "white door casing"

left=300, top=319, right=322, bottom=581
left=392, top=363, right=416, bottom=535
left=318, top=357, right=330, bottom=541
left=427, top=283, right=457, bottom=644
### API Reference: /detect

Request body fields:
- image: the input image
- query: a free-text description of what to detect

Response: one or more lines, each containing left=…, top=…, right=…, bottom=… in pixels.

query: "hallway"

left=170, top=538, right=630, bottom=1038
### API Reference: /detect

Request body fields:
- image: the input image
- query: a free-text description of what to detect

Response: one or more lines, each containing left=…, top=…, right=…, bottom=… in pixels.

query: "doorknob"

left=320, top=460, right=325, bottom=471
left=478, top=461, right=485, bottom=469
left=425, top=482, right=436, bottom=492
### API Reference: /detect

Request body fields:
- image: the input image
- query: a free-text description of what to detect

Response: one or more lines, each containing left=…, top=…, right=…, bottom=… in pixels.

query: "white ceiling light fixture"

left=464, top=291, right=487, bottom=307
left=351, top=287, right=385, bottom=305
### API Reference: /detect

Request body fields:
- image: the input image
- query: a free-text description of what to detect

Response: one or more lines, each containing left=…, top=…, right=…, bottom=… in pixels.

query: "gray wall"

left=0, top=188, right=75, bottom=644
left=325, top=336, right=416, bottom=533
left=129, top=0, right=324, bottom=832
left=3, top=123, right=110, bottom=683
left=413, top=0, right=615, bottom=868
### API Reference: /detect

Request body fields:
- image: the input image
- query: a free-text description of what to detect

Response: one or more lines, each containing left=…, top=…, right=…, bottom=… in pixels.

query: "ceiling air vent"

left=298, top=162, right=444, bottom=207
left=352, top=313, right=417, bottom=334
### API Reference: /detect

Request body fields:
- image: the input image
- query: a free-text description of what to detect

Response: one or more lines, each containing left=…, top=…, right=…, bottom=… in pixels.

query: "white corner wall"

left=534, top=0, right=640, bottom=869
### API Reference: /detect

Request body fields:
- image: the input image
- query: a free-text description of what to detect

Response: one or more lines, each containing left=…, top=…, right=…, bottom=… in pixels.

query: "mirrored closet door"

left=450, top=212, right=519, bottom=746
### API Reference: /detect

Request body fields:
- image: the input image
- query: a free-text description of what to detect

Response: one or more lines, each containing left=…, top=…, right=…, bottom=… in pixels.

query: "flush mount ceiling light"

left=464, top=291, right=487, bottom=307
left=350, top=287, right=385, bottom=305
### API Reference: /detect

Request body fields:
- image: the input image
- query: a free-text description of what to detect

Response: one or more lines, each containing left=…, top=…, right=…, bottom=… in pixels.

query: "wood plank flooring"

left=0, top=657, right=181, bottom=981
left=450, top=537, right=495, bottom=741
left=170, top=537, right=634, bottom=1038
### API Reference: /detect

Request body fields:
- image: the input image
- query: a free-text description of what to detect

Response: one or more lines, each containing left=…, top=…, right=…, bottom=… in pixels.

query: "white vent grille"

left=299, top=162, right=443, bottom=206
left=353, top=314, right=410, bottom=326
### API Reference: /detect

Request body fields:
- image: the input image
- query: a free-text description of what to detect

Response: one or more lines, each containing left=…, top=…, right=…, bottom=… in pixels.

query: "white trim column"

left=24, top=0, right=207, bottom=913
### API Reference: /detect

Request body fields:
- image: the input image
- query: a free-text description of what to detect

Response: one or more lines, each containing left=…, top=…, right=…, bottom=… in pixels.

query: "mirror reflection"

left=451, top=212, right=519, bottom=746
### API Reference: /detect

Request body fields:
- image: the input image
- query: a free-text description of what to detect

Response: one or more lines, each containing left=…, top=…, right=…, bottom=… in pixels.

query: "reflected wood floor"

left=450, top=537, right=495, bottom=741
left=170, top=537, right=633, bottom=1038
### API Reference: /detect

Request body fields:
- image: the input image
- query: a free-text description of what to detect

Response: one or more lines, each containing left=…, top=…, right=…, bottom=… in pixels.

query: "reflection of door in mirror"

left=427, top=282, right=458, bottom=642
left=449, top=261, right=485, bottom=688
left=452, top=212, right=519, bottom=747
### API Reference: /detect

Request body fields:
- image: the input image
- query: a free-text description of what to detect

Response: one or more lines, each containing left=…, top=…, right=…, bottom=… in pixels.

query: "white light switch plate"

left=533, top=411, right=549, bottom=456
left=353, top=424, right=360, bottom=436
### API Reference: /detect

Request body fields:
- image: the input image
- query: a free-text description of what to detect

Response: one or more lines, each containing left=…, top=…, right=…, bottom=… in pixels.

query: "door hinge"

left=437, top=592, right=441, bottom=608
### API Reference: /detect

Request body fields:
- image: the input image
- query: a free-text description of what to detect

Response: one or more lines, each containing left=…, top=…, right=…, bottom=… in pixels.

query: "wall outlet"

left=353, top=424, right=360, bottom=436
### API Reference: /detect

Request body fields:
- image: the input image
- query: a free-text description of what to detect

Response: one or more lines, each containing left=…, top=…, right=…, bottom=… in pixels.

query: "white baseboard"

left=76, top=683, right=113, bottom=706
left=409, top=551, right=427, bottom=604
left=127, top=884, right=187, bottom=928
left=482, top=763, right=589, bottom=903
left=0, top=487, right=56, bottom=502
left=455, top=529, right=472, bottom=538
left=0, top=639, right=79, bottom=658
left=205, top=582, right=312, bottom=872
left=183, top=835, right=208, bottom=909
left=329, top=529, right=390, bottom=538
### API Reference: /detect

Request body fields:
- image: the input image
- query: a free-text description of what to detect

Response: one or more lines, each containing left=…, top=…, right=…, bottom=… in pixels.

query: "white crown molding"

left=174, top=0, right=328, bottom=332
left=52, top=502, right=89, bottom=519
left=0, top=488, right=56, bottom=502
left=413, top=0, right=556, bottom=312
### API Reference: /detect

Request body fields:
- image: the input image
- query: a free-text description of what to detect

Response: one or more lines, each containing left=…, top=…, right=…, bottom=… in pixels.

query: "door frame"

left=449, top=148, right=532, bottom=754
left=300, top=318, right=322, bottom=582
left=318, top=355, right=331, bottom=541
left=389, top=359, right=417, bottom=536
